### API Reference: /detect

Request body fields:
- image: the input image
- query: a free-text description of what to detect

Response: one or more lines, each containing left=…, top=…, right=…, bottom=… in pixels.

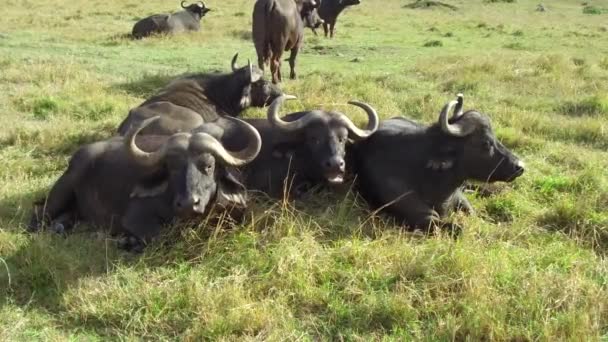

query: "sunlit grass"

left=0, top=0, right=607, bottom=339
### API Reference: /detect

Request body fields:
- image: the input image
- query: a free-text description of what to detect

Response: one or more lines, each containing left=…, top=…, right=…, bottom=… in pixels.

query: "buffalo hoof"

left=118, top=235, right=145, bottom=254
left=441, top=222, right=463, bottom=239
left=50, top=222, right=65, bottom=235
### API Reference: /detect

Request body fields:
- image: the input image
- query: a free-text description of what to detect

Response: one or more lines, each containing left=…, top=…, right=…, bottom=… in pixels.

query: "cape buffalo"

left=252, top=0, right=319, bottom=83
left=299, top=0, right=325, bottom=35
left=29, top=116, right=261, bottom=252
left=318, top=0, right=360, bottom=38
left=352, top=94, right=525, bottom=231
left=132, top=1, right=211, bottom=39
left=117, top=53, right=283, bottom=136
left=239, top=95, right=378, bottom=198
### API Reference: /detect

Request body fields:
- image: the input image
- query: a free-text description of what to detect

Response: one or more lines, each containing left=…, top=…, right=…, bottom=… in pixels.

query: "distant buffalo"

left=299, top=0, right=325, bottom=35
left=352, top=94, right=525, bottom=231
left=132, top=1, right=211, bottom=39
left=29, top=116, right=261, bottom=252
left=252, top=0, right=319, bottom=83
left=318, top=0, right=360, bottom=38
left=238, top=95, right=379, bottom=198
left=117, top=53, right=283, bottom=136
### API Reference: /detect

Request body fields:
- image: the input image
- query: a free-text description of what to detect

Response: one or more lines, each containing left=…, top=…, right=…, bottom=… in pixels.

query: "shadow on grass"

left=113, top=73, right=178, bottom=99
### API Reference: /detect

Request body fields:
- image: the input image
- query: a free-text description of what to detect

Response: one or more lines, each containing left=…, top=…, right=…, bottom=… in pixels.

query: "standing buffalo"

left=117, top=53, right=283, bottom=136
left=132, top=1, right=211, bottom=39
left=317, top=0, right=360, bottom=38
left=239, top=95, right=378, bottom=198
left=352, top=94, right=525, bottom=231
left=29, top=116, right=261, bottom=252
left=252, top=0, right=319, bottom=84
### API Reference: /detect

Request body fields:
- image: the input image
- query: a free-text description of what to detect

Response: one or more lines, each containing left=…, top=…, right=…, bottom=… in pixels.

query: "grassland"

left=1, top=0, right=608, bottom=340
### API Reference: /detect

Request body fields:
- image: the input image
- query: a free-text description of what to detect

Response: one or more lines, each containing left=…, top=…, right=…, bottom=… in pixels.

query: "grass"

left=1, top=0, right=608, bottom=339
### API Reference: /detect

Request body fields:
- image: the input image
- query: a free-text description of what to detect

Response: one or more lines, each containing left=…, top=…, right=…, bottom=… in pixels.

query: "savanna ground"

left=1, top=0, right=608, bottom=339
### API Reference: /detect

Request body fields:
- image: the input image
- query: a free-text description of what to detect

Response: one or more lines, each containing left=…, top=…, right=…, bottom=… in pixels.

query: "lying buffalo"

left=252, top=0, right=318, bottom=83
left=117, top=53, right=283, bottom=136
left=132, top=1, right=211, bottom=39
left=238, top=95, right=378, bottom=198
left=29, top=116, right=261, bottom=252
left=317, top=0, right=360, bottom=38
left=352, top=94, right=525, bottom=231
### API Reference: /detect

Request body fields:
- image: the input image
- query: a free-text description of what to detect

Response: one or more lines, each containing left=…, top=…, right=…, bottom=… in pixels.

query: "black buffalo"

left=132, top=1, right=212, bottom=39
left=317, top=0, right=360, bottom=38
left=299, top=0, right=325, bottom=35
left=352, top=94, right=525, bottom=231
left=252, top=0, right=318, bottom=84
left=117, top=53, right=283, bottom=136
left=239, top=95, right=378, bottom=198
left=29, top=116, right=261, bottom=251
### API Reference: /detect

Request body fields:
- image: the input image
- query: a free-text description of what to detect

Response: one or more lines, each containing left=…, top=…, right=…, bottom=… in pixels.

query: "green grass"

left=1, top=0, right=608, bottom=339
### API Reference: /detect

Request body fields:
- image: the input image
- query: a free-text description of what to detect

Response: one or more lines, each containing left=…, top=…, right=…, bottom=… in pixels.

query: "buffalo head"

left=229, top=53, right=283, bottom=109
left=268, top=95, right=378, bottom=184
left=303, top=8, right=324, bottom=31
left=436, top=94, right=525, bottom=182
left=181, top=1, right=211, bottom=19
left=126, top=115, right=261, bottom=216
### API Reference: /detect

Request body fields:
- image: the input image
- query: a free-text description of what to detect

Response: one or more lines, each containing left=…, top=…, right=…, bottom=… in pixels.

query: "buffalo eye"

left=482, top=140, right=493, bottom=152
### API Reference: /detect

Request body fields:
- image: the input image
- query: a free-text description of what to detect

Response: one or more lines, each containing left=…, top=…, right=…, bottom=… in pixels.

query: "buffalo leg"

left=120, top=199, right=171, bottom=251
left=288, top=48, right=298, bottom=80
left=28, top=170, right=79, bottom=231
left=270, top=57, right=281, bottom=84
left=322, top=22, right=329, bottom=37
left=451, top=189, right=474, bottom=215
left=329, top=21, right=336, bottom=38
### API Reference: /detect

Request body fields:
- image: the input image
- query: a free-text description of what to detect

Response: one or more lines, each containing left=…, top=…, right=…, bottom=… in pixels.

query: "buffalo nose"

left=515, top=160, right=525, bottom=174
left=174, top=196, right=201, bottom=210
left=324, top=158, right=345, bottom=172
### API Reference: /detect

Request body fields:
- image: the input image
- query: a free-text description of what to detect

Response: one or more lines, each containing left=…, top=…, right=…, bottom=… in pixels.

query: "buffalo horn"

left=231, top=53, right=239, bottom=72
left=267, top=95, right=321, bottom=132
left=439, top=99, right=475, bottom=137
left=190, top=117, right=261, bottom=166
left=181, top=1, right=189, bottom=9
left=126, top=116, right=186, bottom=167
left=452, top=93, right=464, bottom=120
left=338, top=101, right=379, bottom=140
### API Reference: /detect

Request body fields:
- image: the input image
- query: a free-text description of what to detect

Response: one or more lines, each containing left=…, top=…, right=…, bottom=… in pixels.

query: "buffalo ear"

left=216, top=168, right=247, bottom=208
left=239, top=84, right=252, bottom=109
left=130, top=171, right=168, bottom=198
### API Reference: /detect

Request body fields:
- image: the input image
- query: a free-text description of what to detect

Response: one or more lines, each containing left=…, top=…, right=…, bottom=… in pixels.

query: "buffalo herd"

left=28, top=1, right=525, bottom=251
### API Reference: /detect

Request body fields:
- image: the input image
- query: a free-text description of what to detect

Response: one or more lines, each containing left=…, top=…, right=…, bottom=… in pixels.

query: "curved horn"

left=231, top=53, right=239, bottom=72
left=181, top=1, right=189, bottom=9
left=452, top=93, right=464, bottom=120
left=439, top=99, right=474, bottom=137
left=190, top=117, right=262, bottom=166
left=125, top=116, right=169, bottom=167
left=248, top=59, right=253, bottom=82
left=338, top=101, right=379, bottom=140
left=198, top=1, right=206, bottom=8
left=267, top=95, right=322, bottom=132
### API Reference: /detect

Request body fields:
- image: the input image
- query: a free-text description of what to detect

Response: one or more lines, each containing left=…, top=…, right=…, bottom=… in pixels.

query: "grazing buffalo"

left=352, top=94, right=525, bottom=231
left=117, top=53, right=283, bottom=136
left=252, top=0, right=318, bottom=83
left=29, top=116, right=261, bottom=252
left=317, top=0, right=360, bottom=38
left=299, top=0, right=325, bottom=35
left=238, top=95, right=378, bottom=198
left=132, top=1, right=211, bottom=39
